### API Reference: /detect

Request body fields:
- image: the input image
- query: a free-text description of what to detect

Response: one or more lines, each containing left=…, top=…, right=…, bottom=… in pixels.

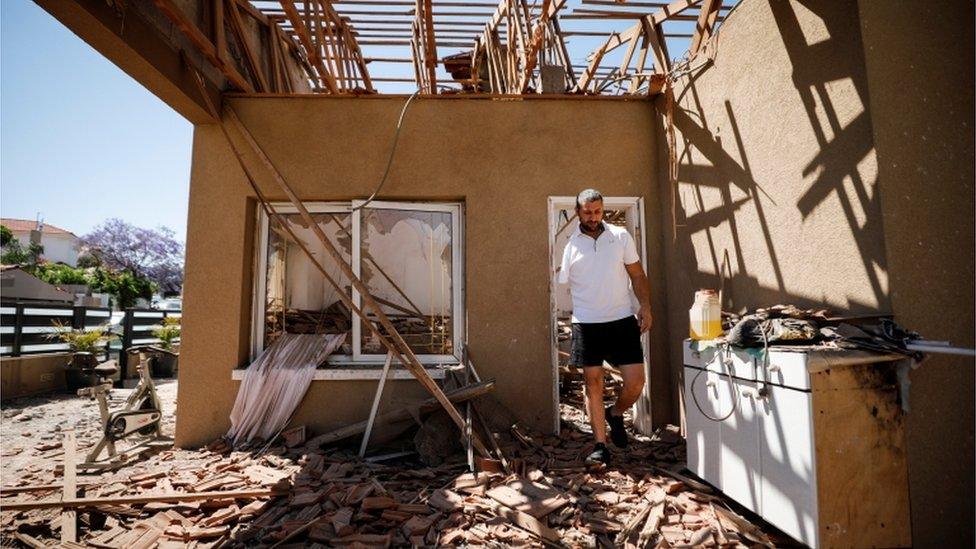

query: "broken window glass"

left=264, top=213, right=353, bottom=354
left=358, top=208, right=454, bottom=356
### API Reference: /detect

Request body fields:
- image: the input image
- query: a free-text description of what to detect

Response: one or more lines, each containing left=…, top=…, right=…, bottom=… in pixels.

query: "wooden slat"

left=1, top=488, right=283, bottom=511
left=578, top=0, right=701, bottom=84
left=60, top=430, right=77, bottom=544
left=280, top=0, right=340, bottom=92
left=226, top=0, right=270, bottom=92
left=152, top=0, right=254, bottom=92
left=689, top=0, right=722, bottom=56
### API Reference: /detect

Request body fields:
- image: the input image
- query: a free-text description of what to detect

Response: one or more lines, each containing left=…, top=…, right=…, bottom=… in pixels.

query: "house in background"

left=0, top=218, right=81, bottom=267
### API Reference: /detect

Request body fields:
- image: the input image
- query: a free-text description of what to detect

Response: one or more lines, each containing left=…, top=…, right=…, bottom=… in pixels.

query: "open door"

left=547, top=196, right=653, bottom=435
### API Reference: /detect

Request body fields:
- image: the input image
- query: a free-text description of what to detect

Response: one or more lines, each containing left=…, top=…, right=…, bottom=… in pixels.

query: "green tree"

left=0, top=225, right=12, bottom=247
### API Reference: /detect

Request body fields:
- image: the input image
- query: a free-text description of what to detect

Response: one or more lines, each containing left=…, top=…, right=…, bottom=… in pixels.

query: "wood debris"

left=0, top=370, right=784, bottom=547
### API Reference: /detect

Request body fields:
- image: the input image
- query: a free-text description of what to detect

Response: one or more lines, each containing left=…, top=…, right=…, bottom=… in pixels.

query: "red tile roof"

left=0, top=218, right=78, bottom=237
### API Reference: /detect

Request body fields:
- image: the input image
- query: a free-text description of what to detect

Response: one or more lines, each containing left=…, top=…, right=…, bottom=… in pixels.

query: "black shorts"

left=571, top=315, right=644, bottom=367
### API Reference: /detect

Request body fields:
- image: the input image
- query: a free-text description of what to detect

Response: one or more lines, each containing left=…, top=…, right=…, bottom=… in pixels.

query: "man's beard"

left=582, top=220, right=602, bottom=233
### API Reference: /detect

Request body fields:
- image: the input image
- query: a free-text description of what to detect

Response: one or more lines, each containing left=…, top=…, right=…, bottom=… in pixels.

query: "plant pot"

left=151, top=353, right=179, bottom=378
left=65, top=353, right=99, bottom=391
left=65, top=367, right=99, bottom=391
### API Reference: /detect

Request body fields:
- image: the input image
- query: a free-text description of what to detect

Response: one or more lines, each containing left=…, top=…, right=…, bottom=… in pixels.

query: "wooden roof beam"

left=581, top=0, right=703, bottom=69
left=152, top=0, right=255, bottom=92
left=689, top=0, right=722, bottom=56
left=280, top=0, right=340, bottom=92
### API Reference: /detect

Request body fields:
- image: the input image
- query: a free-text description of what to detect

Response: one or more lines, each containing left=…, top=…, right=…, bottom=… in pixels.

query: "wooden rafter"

left=689, top=0, right=722, bottom=56
left=577, top=0, right=708, bottom=94
left=153, top=0, right=254, bottom=92
left=280, top=0, right=340, bottom=92
left=225, top=0, right=270, bottom=92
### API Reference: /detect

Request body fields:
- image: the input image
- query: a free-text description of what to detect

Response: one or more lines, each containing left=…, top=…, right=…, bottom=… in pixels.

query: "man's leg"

left=583, top=366, right=607, bottom=443
left=609, top=363, right=646, bottom=416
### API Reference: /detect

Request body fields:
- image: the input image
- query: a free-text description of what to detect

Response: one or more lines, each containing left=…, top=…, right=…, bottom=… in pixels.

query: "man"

left=558, top=189, right=653, bottom=465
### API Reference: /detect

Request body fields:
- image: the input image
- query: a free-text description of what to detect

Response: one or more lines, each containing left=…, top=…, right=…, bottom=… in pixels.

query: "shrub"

left=152, top=316, right=181, bottom=352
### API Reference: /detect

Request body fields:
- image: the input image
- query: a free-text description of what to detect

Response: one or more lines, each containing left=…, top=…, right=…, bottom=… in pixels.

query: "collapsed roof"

left=152, top=0, right=735, bottom=96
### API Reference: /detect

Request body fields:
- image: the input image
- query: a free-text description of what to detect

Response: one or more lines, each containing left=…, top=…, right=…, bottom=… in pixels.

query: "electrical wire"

left=689, top=344, right=739, bottom=422
left=351, top=90, right=421, bottom=212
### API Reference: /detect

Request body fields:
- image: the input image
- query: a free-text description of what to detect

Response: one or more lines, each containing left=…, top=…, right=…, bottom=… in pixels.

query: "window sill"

left=231, top=363, right=462, bottom=381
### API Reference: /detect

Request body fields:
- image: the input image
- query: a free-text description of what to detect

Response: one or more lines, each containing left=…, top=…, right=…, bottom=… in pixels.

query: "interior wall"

left=176, top=96, right=666, bottom=447
left=656, top=0, right=974, bottom=545
left=856, top=1, right=975, bottom=546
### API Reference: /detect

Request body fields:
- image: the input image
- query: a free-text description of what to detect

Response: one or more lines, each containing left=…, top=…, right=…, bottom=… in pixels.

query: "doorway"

left=547, top=196, right=653, bottom=435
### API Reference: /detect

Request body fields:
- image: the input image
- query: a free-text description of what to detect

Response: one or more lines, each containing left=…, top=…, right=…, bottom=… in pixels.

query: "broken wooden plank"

left=60, top=429, right=77, bottom=544
left=0, top=487, right=284, bottom=511
left=219, top=102, right=492, bottom=459
left=304, top=380, right=495, bottom=448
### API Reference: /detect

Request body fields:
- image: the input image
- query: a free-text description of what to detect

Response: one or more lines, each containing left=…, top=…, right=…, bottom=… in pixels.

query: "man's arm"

left=625, top=261, right=653, bottom=333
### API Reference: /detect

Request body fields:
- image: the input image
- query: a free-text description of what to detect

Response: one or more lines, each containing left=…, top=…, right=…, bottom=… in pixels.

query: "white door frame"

left=547, top=196, right=651, bottom=435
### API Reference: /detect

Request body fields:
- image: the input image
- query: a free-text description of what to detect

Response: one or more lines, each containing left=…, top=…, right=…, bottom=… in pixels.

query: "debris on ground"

left=0, top=375, right=788, bottom=547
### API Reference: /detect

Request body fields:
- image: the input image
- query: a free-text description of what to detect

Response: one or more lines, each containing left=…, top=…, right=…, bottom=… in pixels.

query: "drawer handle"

left=705, top=380, right=717, bottom=388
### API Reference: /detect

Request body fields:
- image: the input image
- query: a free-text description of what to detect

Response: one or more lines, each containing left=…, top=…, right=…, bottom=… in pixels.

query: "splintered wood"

left=0, top=418, right=777, bottom=547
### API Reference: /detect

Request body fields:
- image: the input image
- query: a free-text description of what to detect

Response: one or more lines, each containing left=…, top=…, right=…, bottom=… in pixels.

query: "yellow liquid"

left=690, top=319, right=723, bottom=340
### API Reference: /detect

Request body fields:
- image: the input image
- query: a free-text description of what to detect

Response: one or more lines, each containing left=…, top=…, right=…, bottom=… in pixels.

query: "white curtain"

left=227, top=332, right=346, bottom=444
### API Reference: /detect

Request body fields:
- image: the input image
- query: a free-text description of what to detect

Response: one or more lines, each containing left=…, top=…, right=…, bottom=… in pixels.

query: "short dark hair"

left=575, top=189, right=603, bottom=209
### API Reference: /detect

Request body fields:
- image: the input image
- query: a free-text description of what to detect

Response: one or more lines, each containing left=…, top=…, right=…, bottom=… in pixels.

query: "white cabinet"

left=683, top=340, right=912, bottom=549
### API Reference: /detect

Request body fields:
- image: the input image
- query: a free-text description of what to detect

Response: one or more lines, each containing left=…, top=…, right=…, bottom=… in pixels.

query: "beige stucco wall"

left=176, top=96, right=667, bottom=448
left=857, top=1, right=975, bottom=546
left=656, top=0, right=974, bottom=545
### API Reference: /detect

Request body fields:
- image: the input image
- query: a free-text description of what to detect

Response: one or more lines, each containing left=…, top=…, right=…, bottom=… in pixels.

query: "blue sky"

left=0, top=0, right=706, bottom=244
left=1, top=0, right=193, bottom=242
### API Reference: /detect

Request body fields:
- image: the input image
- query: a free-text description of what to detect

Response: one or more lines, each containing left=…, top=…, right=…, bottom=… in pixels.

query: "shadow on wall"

left=659, top=0, right=913, bottom=542
left=666, top=0, right=888, bottom=314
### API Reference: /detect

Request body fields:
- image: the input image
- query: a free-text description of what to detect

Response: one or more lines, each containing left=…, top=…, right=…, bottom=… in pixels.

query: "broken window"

left=263, top=211, right=354, bottom=355
left=254, top=202, right=464, bottom=363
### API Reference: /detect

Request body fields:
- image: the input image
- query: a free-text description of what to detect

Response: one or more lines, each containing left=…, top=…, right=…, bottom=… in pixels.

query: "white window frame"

left=252, top=201, right=465, bottom=365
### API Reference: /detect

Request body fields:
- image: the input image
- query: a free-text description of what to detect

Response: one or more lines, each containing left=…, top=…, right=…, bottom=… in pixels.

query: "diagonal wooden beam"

left=189, top=69, right=490, bottom=457
left=578, top=31, right=617, bottom=92
left=152, top=0, right=254, bottom=92
left=645, top=17, right=670, bottom=74
left=280, top=0, right=340, bottom=92
left=225, top=0, right=270, bottom=92
left=223, top=106, right=490, bottom=456
left=580, top=0, right=702, bottom=75
left=689, top=0, right=722, bottom=56
left=419, top=0, right=438, bottom=92
left=518, top=0, right=570, bottom=92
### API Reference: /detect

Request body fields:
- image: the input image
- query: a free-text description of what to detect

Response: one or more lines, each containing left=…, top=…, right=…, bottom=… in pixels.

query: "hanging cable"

left=351, top=90, right=420, bottom=212
left=689, top=343, right=739, bottom=422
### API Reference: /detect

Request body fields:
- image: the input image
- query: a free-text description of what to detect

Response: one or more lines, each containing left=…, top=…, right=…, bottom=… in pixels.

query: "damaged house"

left=8, top=0, right=974, bottom=547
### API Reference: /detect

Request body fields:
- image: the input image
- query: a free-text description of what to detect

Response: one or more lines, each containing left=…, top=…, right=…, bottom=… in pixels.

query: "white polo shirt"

left=558, top=222, right=641, bottom=323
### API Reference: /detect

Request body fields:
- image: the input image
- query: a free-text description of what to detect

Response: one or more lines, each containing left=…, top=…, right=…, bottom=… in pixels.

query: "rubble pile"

left=1, top=379, right=783, bottom=547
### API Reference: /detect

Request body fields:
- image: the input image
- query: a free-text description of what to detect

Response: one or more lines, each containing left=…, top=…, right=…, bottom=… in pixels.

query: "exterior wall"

left=657, top=0, right=888, bottom=412
left=857, top=1, right=975, bottom=545
left=176, top=96, right=665, bottom=447
left=11, top=231, right=79, bottom=266
left=657, top=0, right=973, bottom=545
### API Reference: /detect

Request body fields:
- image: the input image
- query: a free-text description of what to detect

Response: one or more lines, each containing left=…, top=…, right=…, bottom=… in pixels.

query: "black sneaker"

left=606, top=406, right=629, bottom=448
left=585, top=443, right=610, bottom=466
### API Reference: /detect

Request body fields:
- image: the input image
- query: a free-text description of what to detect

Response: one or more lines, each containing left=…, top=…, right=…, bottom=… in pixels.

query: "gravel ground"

left=1, top=379, right=178, bottom=484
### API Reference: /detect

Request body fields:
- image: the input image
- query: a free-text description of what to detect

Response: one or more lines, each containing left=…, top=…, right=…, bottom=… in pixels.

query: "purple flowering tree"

left=81, top=219, right=185, bottom=294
